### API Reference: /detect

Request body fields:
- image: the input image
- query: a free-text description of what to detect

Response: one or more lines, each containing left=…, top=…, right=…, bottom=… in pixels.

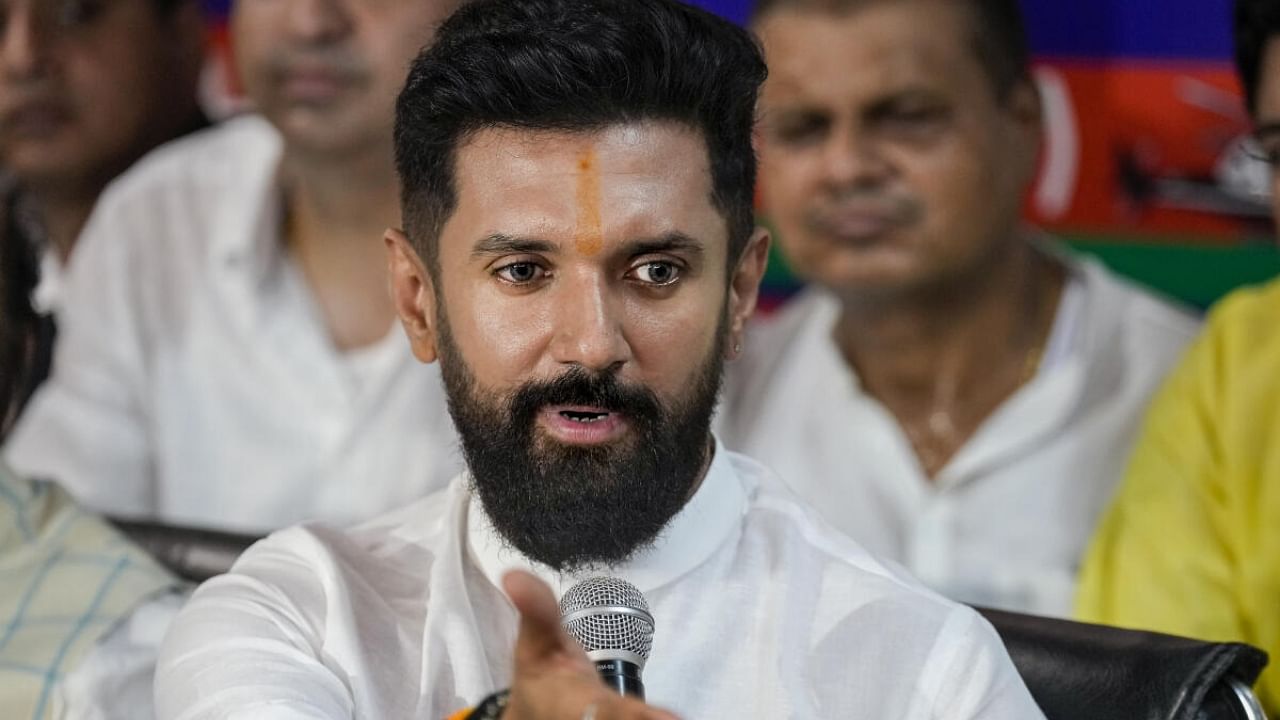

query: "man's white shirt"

left=156, top=441, right=1045, bottom=720
left=718, top=252, right=1200, bottom=616
left=3, top=116, right=462, bottom=532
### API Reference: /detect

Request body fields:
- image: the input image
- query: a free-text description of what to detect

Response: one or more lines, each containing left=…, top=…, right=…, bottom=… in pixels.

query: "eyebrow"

left=625, top=231, right=706, bottom=259
left=470, top=231, right=706, bottom=259
left=471, top=233, right=557, bottom=258
left=1255, top=121, right=1280, bottom=138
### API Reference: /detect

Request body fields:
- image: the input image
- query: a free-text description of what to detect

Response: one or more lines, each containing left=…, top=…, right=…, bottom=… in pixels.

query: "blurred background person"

left=1076, top=0, right=1280, bottom=712
left=0, top=0, right=206, bottom=440
left=3, top=0, right=465, bottom=534
left=719, top=0, right=1200, bottom=616
left=0, top=458, right=183, bottom=719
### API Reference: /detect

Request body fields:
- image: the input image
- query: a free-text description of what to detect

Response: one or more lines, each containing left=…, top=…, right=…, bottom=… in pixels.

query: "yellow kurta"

left=1076, top=278, right=1280, bottom=714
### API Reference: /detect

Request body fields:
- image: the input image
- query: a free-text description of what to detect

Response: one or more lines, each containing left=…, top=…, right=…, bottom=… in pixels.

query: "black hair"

left=751, top=0, right=1031, bottom=99
left=1235, top=0, right=1280, bottom=117
left=394, top=0, right=767, bottom=272
left=0, top=190, right=53, bottom=441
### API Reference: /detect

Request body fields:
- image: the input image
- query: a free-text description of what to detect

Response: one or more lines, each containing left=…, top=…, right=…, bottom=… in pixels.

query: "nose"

left=284, top=0, right=354, bottom=43
left=1, top=8, right=52, bottom=82
left=548, top=271, right=631, bottom=374
left=819, top=125, right=892, bottom=191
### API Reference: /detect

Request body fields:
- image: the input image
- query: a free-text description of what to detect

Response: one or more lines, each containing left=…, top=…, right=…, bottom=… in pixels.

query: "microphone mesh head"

left=559, top=577, right=654, bottom=663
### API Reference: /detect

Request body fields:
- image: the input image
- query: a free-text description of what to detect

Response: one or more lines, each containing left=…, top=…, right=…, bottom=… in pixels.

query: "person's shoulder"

left=741, top=288, right=836, bottom=365
left=1073, top=253, right=1201, bottom=349
left=734, top=453, right=1015, bottom=657
left=1130, top=276, right=1280, bottom=393
left=118, top=114, right=279, bottom=183
left=1204, top=277, right=1280, bottom=340
left=721, top=288, right=838, bottom=419
left=230, top=479, right=466, bottom=592
left=730, top=451, right=942, bottom=599
left=91, top=115, right=281, bottom=218
left=1181, top=277, right=1280, bottom=390
left=71, top=115, right=282, bottom=281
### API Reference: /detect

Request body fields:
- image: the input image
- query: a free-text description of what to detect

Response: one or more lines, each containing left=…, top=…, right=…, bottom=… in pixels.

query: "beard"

left=436, top=312, right=727, bottom=573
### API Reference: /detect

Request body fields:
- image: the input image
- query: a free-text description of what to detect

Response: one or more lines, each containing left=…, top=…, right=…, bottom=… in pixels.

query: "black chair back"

left=977, top=607, right=1269, bottom=720
left=113, top=519, right=259, bottom=583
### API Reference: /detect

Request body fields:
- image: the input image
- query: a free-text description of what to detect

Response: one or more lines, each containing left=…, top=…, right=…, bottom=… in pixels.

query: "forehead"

left=441, top=122, right=723, bottom=253
left=231, top=0, right=450, bottom=27
left=756, top=2, right=985, bottom=103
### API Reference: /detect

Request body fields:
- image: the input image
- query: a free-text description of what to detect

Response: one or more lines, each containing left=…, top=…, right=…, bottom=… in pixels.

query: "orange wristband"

left=447, top=689, right=510, bottom=720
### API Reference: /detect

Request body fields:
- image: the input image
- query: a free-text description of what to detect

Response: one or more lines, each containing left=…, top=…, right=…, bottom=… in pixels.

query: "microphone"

left=559, top=577, right=655, bottom=699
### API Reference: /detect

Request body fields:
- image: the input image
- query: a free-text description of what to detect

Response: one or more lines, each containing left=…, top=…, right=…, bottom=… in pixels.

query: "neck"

left=25, top=184, right=99, bottom=264
left=831, top=237, right=1065, bottom=478
left=278, top=143, right=402, bottom=350
left=833, top=239, right=1065, bottom=411
left=280, top=144, right=401, bottom=238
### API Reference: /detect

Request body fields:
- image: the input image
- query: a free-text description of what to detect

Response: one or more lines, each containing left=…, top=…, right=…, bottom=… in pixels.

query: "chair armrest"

left=111, top=519, right=260, bottom=583
left=975, top=607, right=1269, bottom=720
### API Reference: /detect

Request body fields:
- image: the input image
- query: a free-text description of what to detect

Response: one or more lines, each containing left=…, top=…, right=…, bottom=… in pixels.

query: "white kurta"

left=3, top=116, right=462, bottom=533
left=156, top=442, right=1045, bottom=720
left=718, top=253, right=1200, bottom=616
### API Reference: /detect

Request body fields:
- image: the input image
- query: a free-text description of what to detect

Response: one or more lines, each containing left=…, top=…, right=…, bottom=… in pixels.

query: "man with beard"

left=5, top=0, right=465, bottom=533
left=155, top=1, right=1045, bottom=718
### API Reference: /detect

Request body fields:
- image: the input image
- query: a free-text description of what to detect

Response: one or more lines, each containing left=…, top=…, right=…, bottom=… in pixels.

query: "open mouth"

left=539, top=405, right=627, bottom=444
left=560, top=409, right=611, bottom=423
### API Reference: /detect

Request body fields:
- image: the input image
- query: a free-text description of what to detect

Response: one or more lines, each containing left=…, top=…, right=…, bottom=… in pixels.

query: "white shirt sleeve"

left=919, top=608, right=1046, bottom=719
left=60, top=592, right=185, bottom=720
left=154, top=536, right=356, bottom=720
left=4, top=186, right=155, bottom=517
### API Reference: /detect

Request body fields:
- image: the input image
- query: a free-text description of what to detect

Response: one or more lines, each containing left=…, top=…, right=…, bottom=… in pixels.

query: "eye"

left=868, top=97, right=951, bottom=141
left=766, top=112, right=830, bottom=147
left=882, top=106, right=947, bottom=131
left=629, top=261, right=681, bottom=286
left=495, top=261, right=545, bottom=285
left=891, top=107, right=945, bottom=125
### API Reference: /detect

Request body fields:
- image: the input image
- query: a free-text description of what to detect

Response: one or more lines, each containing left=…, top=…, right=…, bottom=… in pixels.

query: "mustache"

left=264, top=46, right=368, bottom=84
left=507, top=367, right=663, bottom=424
left=805, top=188, right=925, bottom=231
left=0, top=85, right=62, bottom=115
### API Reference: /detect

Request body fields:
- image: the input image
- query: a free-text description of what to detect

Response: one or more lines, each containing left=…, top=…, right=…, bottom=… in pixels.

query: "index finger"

left=503, top=570, right=591, bottom=670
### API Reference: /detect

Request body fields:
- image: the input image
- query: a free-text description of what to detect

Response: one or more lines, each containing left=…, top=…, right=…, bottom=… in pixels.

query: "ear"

left=726, top=227, right=771, bottom=359
left=1005, top=76, right=1044, bottom=177
left=385, top=228, right=439, bottom=364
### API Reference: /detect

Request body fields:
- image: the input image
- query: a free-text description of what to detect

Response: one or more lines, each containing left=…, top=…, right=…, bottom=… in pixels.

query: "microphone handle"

left=594, top=658, right=644, bottom=699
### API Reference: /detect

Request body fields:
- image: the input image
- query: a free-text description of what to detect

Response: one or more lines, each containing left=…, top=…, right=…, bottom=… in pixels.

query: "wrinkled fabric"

left=157, top=442, right=1045, bottom=720
left=719, top=251, right=1199, bottom=616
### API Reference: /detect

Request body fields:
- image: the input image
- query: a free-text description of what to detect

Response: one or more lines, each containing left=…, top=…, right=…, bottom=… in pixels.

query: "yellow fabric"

left=0, top=464, right=177, bottom=720
left=1076, top=278, right=1280, bottom=715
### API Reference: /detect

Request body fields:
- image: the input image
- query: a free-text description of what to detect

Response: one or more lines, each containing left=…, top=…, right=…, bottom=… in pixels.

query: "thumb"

left=504, top=570, right=588, bottom=670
